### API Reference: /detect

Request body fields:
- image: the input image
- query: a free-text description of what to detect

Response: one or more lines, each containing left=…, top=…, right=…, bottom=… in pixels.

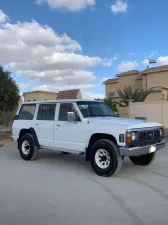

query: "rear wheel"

left=90, top=139, right=122, bottom=177
left=19, top=133, right=39, bottom=161
left=129, top=152, right=156, bottom=166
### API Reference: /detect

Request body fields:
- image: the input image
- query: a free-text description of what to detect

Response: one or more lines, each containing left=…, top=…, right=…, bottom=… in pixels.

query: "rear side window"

left=19, top=104, right=36, bottom=120
left=37, top=104, right=56, bottom=121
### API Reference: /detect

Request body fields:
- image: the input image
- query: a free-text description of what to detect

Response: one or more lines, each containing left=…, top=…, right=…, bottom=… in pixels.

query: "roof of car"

left=21, top=99, right=103, bottom=105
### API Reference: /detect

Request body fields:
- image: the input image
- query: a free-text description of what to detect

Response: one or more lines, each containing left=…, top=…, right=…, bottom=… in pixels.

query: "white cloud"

left=36, top=0, right=96, bottom=11
left=82, top=91, right=104, bottom=99
left=111, top=0, right=128, bottom=13
left=142, top=51, right=158, bottom=65
left=18, top=83, right=29, bottom=89
left=157, top=56, right=168, bottom=65
left=34, top=84, right=97, bottom=92
left=148, top=50, right=157, bottom=58
left=34, top=84, right=103, bottom=99
left=0, top=10, right=8, bottom=23
left=100, top=77, right=111, bottom=83
left=117, top=61, right=139, bottom=72
left=142, top=59, right=149, bottom=65
left=16, top=69, right=96, bottom=85
left=0, top=11, right=116, bottom=88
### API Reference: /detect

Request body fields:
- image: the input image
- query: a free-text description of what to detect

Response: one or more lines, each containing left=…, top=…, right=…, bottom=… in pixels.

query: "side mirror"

left=67, top=112, right=76, bottom=122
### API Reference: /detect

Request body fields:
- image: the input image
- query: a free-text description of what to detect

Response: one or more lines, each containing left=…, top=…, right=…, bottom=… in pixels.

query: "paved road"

left=0, top=145, right=168, bottom=225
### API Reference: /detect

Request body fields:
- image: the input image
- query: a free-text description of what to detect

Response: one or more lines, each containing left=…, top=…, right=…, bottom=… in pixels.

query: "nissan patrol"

left=12, top=99, right=165, bottom=177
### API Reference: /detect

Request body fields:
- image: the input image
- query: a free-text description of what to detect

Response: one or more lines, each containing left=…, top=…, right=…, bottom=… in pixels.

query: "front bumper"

left=119, top=140, right=166, bottom=156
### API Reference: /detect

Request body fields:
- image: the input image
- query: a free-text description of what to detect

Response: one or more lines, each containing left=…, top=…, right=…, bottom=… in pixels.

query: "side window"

left=59, top=103, right=80, bottom=122
left=19, top=104, right=36, bottom=120
left=37, top=104, right=56, bottom=121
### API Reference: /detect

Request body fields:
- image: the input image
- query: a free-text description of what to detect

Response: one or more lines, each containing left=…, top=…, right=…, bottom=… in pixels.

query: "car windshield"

left=77, top=101, right=116, bottom=118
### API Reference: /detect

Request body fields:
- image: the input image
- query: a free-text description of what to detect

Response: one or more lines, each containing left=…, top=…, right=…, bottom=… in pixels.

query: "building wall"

left=105, top=82, right=120, bottom=98
left=77, top=91, right=82, bottom=99
left=23, top=91, right=58, bottom=102
left=146, top=71, right=168, bottom=89
left=145, top=92, right=162, bottom=102
left=129, top=101, right=168, bottom=127
left=118, top=74, right=139, bottom=91
left=142, top=75, right=147, bottom=90
left=135, top=79, right=143, bottom=90
left=105, top=74, right=141, bottom=99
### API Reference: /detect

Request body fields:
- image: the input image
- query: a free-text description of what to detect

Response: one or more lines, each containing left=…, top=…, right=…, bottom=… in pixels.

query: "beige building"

left=23, top=89, right=82, bottom=102
left=104, top=65, right=168, bottom=102
left=57, top=89, right=82, bottom=99
left=23, top=91, right=58, bottom=102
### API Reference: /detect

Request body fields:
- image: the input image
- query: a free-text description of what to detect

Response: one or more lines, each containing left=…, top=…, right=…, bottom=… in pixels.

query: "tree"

left=0, top=66, right=19, bottom=112
left=104, top=98, right=118, bottom=112
left=116, top=86, right=151, bottom=107
left=94, top=98, right=117, bottom=112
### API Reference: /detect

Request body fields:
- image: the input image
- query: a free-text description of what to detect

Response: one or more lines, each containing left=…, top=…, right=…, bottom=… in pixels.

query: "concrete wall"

left=145, top=92, right=162, bottom=102
left=118, top=107, right=129, bottom=118
left=129, top=101, right=168, bottom=127
left=23, top=91, right=58, bottom=102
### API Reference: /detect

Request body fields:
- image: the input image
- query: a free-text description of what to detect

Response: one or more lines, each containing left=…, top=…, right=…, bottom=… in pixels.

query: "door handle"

left=56, top=124, right=60, bottom=127
left=35, top=123, right=38, bottom=126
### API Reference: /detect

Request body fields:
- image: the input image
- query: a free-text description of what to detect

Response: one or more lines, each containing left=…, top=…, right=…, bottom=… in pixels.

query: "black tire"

left=61, top=151, right=71, bottom=155
left=19, top=133, right=39, bottom=161
left=129, top=152, right=156, bottom=166
left=90, top=139, right=122, bottom=177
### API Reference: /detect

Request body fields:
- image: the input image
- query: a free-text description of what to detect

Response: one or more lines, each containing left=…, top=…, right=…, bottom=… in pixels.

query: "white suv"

left=12, top=99, right=165, bottom=177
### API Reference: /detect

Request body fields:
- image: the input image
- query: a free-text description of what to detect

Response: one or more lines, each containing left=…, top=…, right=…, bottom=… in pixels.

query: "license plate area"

left=149, top=145, right=156, bottom=153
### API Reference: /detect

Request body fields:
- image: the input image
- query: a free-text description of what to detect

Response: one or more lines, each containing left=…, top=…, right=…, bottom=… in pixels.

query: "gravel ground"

left=0, top=143, right=168, bottom=225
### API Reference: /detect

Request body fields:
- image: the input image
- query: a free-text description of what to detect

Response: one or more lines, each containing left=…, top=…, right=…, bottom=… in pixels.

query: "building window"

left=33, top=99, right=36, bottom=101
left=108, top=92, right=115, bottom=98
left=151, top=87, right=161, bottom=92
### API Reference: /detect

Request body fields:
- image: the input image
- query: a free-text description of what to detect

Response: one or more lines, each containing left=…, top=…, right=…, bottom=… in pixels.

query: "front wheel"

left=18, top=133, right=39, bottom=161
left=129, top=152, right=156, bottom=166
left=90, top=139, right=122, bottom=177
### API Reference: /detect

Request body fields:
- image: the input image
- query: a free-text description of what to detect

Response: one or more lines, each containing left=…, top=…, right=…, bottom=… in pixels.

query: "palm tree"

left=115, top=86, right=151, bottom=107
left=104, top=98, right=118, bottom=112
left=0, top=66, right=19, bottom=112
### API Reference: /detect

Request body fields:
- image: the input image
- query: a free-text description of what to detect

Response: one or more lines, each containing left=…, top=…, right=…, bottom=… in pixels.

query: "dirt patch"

left=0, top=138, right=16, bottom=147
left=0, top=126, right=14, bottom=147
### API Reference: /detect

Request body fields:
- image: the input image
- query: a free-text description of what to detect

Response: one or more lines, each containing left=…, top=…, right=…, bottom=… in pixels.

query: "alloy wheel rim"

left=95, top=149, right=110, bottom=169
left=22, top=140, right=30, bottom=155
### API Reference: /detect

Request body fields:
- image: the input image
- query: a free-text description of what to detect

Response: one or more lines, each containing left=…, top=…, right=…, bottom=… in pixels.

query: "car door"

left=13, top=104, right=37, bottom=141
left=54, top=102, right=85, bottom=152
left=33, top=103, right=56, bottom=147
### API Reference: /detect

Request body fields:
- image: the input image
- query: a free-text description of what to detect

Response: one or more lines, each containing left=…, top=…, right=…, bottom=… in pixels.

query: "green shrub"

left=0, top=110, right=14, bottom=125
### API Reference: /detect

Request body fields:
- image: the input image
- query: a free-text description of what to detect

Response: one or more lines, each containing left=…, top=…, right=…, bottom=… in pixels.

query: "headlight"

left=126, top=131, right=138, bottom=145
left=132, top=132, right=136, bottom=141
left=160, top=128, right=164, bottom=137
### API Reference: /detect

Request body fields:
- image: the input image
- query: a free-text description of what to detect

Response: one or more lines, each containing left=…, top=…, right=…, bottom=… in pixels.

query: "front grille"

left=139, top=129, right=162, bottom=146
left=128, top=128, right=164, bottom=147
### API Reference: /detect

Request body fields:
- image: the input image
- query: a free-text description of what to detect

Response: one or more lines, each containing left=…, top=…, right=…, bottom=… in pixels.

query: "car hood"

left=88, top=117, right=162, bottom=130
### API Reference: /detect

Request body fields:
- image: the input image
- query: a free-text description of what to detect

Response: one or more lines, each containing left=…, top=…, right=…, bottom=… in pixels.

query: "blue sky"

left=0, top=0, right=168, bottom=99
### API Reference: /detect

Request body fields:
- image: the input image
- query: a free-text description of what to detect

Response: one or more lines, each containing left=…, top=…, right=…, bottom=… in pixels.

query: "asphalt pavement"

left=0, top=145, right=168, bottom=225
